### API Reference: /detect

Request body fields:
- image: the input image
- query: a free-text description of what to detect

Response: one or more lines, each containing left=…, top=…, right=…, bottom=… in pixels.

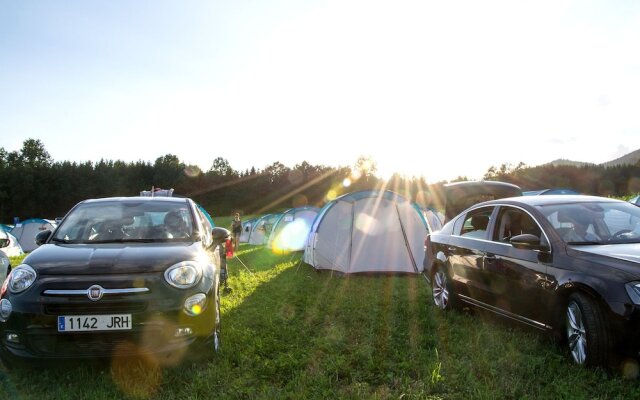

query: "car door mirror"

left=510, top=233, right=550, bottom=252
left=211, top=227, right=230, bottom=247
left=35, top=230, right=52, bottom=246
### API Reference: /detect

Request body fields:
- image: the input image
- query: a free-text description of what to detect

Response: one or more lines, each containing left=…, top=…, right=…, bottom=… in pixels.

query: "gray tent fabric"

left=247, top=213, right=282, bottom=245
left=10, top=219, right=57, bottom=253
left=239, top=218, right=257, bottom=243
left=304, top=191, right=428, bottom=274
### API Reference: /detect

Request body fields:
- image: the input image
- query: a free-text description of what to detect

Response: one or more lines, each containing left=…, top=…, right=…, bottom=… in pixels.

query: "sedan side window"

left=457, top=207, right=494, bottom=239
left=493, top=207, right=542, bottom=243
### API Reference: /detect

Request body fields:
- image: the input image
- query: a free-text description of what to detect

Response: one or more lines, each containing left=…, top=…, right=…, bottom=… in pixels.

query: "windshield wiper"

left=566, top=241, right=601, bottom=245
left=88, top=238, right=189, bottom=244
left=50, top=237, right=72, bottom=244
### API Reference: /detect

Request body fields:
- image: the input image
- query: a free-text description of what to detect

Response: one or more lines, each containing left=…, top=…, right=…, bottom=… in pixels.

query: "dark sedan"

left=0, top=196, right=230, bottom=368
left=424, top=195, right=640, bottom=367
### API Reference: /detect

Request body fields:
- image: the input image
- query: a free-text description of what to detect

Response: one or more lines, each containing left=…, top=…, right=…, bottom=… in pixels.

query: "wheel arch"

left=552, top=281, right=609, bottom=333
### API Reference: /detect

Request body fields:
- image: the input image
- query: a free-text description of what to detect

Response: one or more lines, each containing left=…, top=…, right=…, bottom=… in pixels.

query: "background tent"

left=268, top=207, right=320, bottom=252
left=239, top=218, right=257, bottom=243
left=9, top=218, right=57, bottom=252
left=247, top=213, right=282, bottom=245
left=304, top=190, right=428, bottom=274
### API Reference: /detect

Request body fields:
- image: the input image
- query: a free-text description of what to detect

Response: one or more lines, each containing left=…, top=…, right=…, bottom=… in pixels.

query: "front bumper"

left=0, top=275, right=218, bottom=366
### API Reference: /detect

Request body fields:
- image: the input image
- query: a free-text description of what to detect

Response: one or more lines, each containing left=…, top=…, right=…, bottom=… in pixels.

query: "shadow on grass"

left=3, top=245, right=640, bottom=399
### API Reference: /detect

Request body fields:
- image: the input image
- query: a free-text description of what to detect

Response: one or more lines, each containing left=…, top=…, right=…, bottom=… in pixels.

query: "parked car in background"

left=0, top=230, right=11, bottom=284
left=523, top=188, right=580, bottom=196
left=0, top=196, right=230, bottom=368
left=439, top=181, right=522, bottom=222
left=424, top=195, right=640, bottom=367
left=0, top=228, right=24, bottom=258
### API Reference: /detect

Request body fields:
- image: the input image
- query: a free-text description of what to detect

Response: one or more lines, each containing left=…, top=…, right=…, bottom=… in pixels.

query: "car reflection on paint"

left=424, top=194, right=640, bottom=367
left=0, top=196, right=230, bottom=368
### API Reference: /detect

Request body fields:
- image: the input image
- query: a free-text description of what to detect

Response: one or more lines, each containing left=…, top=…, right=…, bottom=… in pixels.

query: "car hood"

left=23, top=243, right=203, bottom=275
left=571, top=243, right=640, bottom=277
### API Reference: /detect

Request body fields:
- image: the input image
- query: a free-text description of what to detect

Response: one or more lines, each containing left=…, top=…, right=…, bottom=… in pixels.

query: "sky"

left=1, top=0, right=640, bottom=182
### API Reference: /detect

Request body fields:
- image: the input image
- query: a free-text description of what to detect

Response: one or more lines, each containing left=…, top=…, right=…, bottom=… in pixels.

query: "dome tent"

left=303, top=190, right=428, bottom=274
left=247, top=213, right=282, bottom=245
left=267, top=207, right=320, bottom=253
left=239, top=218, right=257, bottom=243
left=10, top=218, right=57, bottom=253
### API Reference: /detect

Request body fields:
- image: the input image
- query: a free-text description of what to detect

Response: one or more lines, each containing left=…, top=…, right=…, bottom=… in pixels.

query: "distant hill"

left=546, top=159, right=590, bottom=167
left=546, top=148, right=640, bottom=168
left=601, top=148, right=640, bottom=167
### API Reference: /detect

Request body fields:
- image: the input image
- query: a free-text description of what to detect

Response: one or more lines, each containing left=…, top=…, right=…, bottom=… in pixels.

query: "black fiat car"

left=425, top=195, right=640, bottom=367
left=0, top=196, right=229, bottom=368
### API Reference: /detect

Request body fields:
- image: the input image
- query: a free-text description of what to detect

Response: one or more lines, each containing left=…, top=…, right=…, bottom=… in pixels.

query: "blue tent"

left=267, top=207, right=320, bottom=253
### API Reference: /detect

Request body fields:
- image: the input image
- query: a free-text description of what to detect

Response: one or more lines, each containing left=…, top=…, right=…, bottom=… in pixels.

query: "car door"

left=482, top=205, right=554, bottom=328
left=445, top=206, right=495, bottom=306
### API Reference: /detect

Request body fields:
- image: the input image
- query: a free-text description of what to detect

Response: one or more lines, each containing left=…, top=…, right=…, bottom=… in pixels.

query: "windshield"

left=536, top=201, right=640, bottom=245
left=53, top=200, right=195, bottom=244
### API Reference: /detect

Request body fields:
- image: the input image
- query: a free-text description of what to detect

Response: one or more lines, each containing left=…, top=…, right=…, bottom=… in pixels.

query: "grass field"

left=2, top=244, right=640, bottom=399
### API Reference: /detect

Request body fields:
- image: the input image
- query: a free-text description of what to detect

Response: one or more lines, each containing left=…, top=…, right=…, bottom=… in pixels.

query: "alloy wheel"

left=432, top=270, right=449, bottom=310
left=566, top=300, right=587, bottom=364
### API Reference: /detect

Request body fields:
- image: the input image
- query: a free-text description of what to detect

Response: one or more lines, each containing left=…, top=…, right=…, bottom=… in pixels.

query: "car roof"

left=480, top=194, right=621, bottom=208
left=80, top=196, right=191, bottom=204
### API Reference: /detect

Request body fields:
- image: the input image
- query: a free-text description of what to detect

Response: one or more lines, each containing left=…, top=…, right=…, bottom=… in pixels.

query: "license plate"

left=57, top=314, right=132, bottom=332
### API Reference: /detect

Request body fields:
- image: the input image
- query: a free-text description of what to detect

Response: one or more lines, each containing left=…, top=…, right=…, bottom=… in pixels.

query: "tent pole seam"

left=396, top=204, right=419, bottom=274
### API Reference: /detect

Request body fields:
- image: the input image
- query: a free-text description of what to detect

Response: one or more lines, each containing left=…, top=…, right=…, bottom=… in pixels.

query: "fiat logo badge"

left=87, top=285, right=104, bottom=301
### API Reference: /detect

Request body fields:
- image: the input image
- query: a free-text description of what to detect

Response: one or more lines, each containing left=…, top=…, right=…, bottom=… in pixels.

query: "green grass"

left=2, top=247, right=640, bottom=399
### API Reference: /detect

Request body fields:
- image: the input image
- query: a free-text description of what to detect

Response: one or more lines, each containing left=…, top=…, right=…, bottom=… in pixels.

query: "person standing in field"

left=231, top=213, right=242, bottom=251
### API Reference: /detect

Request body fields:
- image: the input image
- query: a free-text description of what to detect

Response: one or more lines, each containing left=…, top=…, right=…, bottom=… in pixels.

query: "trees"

left=1, top=138, right=639, bottom=224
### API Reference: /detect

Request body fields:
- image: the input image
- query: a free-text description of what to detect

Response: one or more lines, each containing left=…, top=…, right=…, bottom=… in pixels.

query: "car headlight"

left=9, top=264, right=37, bottom=294
left=164, top=261, right=202, bottom=289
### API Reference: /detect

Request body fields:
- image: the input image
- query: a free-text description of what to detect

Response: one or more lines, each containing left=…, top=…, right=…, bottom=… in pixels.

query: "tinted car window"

left=537, top=201, right=640, bottom=244
left=455, top=207, right=494, bottom=239
left=492, top=207, right=542, bottom=243
left=54, top=200, right=194, bottom=243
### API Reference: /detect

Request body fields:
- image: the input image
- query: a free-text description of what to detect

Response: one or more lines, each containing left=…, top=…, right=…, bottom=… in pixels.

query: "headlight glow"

left=183, top=293, right=207, bottom=316
left=164, top=262, right=202, bottom=289
left=9, top=264, right=37, bottom=294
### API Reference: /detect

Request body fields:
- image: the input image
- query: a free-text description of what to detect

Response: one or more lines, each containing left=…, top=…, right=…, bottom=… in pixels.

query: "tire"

left=431, top=266, right=457, bottom=311
left=565, top=292, right=611, bottom=366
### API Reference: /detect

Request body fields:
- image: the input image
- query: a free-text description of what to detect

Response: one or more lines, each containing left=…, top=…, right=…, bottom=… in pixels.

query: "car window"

left=53, top=200, right=195, bottom=243
left=537, top=201, right=640, bottom=244
left=492, top=207, right=542, bottom=243
left=455, top=207, right=494, bottom=239
left=196, top=206, right=213, bottom=246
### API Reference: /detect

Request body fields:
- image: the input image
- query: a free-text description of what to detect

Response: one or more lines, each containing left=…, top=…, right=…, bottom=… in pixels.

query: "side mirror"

left=510, top=233, right=550, bottom=252
left=211, top=227, right=230, bottom=246
left=35, top=230, right=52, bottom=246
